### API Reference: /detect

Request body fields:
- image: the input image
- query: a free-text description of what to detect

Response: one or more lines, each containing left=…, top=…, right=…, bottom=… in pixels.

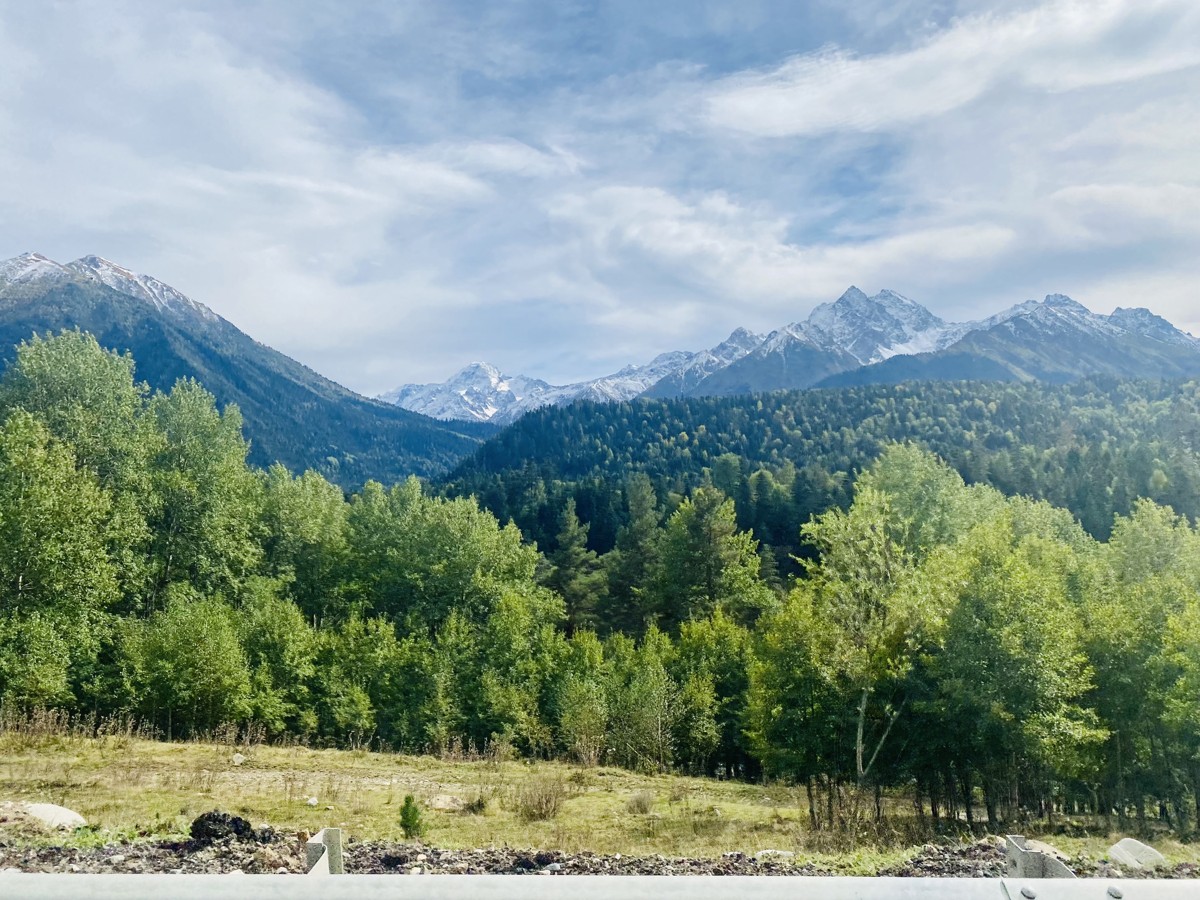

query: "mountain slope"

left=819, top=294, right=1200, bottom=388
left=0, top=253, right=489, bottom=487
left=384, top=329, right=762, bottom=425
left=687, top=287, right=960, bottom=396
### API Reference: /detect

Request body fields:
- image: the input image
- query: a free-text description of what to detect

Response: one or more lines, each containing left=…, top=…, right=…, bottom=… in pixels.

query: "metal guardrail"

left=0, top=874, right=1195, bottom=899
left=1006, top=835, right=1076, bottom=879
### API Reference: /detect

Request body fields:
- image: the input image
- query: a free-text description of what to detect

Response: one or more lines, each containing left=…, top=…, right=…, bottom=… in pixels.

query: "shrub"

left=626, top=790, right=655, bottom=815
left=514, top=773, right=566, bottom=822
left=399, top=794, right=425, bottom=839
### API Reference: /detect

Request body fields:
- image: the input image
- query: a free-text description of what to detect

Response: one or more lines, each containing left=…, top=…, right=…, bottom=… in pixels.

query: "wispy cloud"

left=0, top=0, right=1197, bottom=391
left=706, top=0, right=1200, bottom=136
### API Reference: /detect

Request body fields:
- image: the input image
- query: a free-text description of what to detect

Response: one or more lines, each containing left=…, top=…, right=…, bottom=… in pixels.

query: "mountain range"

left=0, top=252, right=491, bottom=487
left=385, top=287, right=1200, bottom=423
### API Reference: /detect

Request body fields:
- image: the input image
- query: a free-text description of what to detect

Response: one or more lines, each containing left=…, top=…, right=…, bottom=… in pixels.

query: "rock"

left=110, top=854, right=126, bottom=865
left=755, top=850, right=795, bottom=861
left=190, top=811, right=254, bottom=845
left=306, top=797, right=318, bottom=807
left=231, top=753, right=247, bottom=766
left=20, top=803, right=87, bottom=830
left=427, top=795, right=464, bottom=811
left=1109, top=838, right=1166, bottom=870
left=409, top=866, right=422, bottom=875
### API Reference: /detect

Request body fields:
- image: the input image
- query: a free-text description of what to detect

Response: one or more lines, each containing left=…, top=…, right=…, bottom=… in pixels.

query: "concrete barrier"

left=305, top=827, right=343, bottom=875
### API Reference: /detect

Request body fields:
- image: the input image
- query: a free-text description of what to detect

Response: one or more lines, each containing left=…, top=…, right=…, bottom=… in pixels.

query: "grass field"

left=2, top=722, right=1199, bottom=874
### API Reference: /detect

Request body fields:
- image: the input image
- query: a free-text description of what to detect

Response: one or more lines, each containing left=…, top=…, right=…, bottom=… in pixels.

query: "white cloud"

left=0, top=0, right=1197, bottom=394
left=707, top=0, right=1200, bottom=136
left=552, top=185, right=1015, bottom=324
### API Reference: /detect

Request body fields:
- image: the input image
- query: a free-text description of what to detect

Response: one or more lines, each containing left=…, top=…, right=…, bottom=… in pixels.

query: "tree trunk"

left=806, top=778, right=818, bottom=830
left=984, top=779, right=998, bottom=831
left=945, top=767, right=958, bottom=822
left=961, top=768, right=975, bottom=828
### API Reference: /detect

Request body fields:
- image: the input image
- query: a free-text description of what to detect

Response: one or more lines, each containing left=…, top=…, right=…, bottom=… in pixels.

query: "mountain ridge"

left=388, top=286, right=1200, bottom=422
left=0, top=252, right=490, bottom=487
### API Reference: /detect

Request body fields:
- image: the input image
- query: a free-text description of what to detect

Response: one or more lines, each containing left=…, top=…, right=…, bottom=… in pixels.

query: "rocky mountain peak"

left=0, top=252, right=75, bottom=288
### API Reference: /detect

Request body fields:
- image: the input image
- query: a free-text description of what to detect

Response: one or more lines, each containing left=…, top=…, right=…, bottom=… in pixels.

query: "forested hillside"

left=0, top=260, right=491, bottom=487
left=2, top=333, right=1200, bottom=833
left=443, top=379, right=1200, bottom=565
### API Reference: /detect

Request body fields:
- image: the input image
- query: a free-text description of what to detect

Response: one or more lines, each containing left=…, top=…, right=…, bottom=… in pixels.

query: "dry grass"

left=1, top=720, right=1199, bottom=872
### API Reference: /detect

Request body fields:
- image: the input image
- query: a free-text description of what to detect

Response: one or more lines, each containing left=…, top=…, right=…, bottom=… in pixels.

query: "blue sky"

left=1, top=0, right=1197, bottom=394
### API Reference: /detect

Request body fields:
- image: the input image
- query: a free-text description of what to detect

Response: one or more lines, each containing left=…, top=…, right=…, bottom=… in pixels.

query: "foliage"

left=0, top=331, right=1198, bottom=831
left=399, top=794, right=425, bottom=839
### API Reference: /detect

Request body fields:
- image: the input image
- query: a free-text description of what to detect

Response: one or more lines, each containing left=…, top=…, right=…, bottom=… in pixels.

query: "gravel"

left=2, top=813, right=1198, bottom=877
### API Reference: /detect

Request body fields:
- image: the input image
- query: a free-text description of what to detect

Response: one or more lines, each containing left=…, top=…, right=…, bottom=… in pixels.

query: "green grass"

left=2, top=728, right=1198, bottom=873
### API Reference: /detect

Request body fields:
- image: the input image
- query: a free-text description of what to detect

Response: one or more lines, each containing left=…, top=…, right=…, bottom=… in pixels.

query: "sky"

left=0, top=0, right=1197, bottom=395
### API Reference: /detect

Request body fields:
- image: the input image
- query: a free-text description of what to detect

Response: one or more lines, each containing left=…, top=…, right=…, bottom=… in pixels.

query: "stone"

left=109, top=855, right=126, bottom=865
left=306, top=797, right=318, bottom=807
left=190, top=811, right=254, bottom=845
left=427, top=795, right=464, bottom=811
left=1108, top=838, right=1166, bottom=870
left=21, top=803, right=86, bottom=830
left=755, top=849, right=795, bottom=860
left=231, top=753, right=247, bottom=766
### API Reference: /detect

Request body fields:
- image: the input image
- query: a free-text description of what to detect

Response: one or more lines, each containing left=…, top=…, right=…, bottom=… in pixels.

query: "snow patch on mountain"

left=380, top=362, right=553, bottom=423
left=66, top=256, right=219, bottom=321
left=0, top=252, right=222, bottom=324
left=384, top=329, right=763, bottom=425
left=0, top=252, right=75, bottom=288
left=756, top=287, right=956, bottom=365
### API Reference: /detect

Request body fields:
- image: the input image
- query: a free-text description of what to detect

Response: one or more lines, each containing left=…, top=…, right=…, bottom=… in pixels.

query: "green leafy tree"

left=147, top=379, right=263, bottom=603
left=933, top=515, right=1104, bottom=826
left=0, top=412, right=119, bottom=707
left=0, top=331, right=161, bottom=606
left=260, top=465, right=350, bottom=622
left=123, top=590, right=252, bottom=738
left=236, top=576, right=318, bottom=736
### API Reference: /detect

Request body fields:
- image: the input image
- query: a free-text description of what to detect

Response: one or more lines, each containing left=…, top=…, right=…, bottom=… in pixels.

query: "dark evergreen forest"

left=443, top=379, right=1200, bottom=566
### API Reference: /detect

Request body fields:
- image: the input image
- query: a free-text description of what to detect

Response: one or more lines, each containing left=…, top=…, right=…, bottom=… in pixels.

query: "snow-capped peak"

left=0, top=252, right=75, bottom=288
left=380, top=362, right=554, bottom=423
left=65, top=255, right=218, bottom=321
left=0, top=252, right=221, bottom=323
left=767, top=286, right=952, bottom=364
left=1109, top=307, right=1200, bottom=347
